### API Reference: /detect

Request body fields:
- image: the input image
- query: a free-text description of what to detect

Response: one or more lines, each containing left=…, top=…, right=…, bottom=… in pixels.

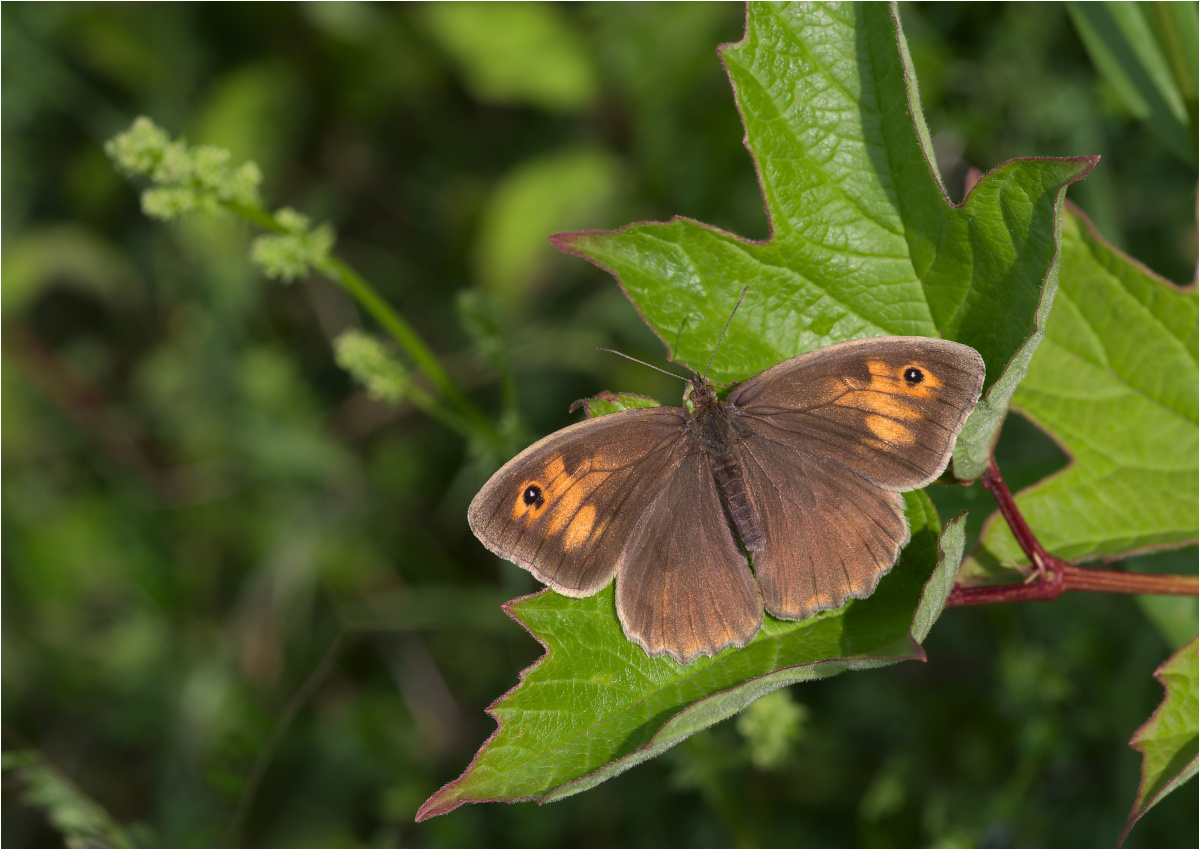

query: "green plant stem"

left=401, top=378, right=484, bottom=442
left=226, top=200, right=278, bottom=231
left=947, top=457, right=1199, bottom=606
left=318, top=257, right=490, bottom=427
left=228, top=202, right=501, bottom=450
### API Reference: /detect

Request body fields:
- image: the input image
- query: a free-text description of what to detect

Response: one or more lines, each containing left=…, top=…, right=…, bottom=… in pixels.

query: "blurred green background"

left=3, top=3, right=1196, bottom=846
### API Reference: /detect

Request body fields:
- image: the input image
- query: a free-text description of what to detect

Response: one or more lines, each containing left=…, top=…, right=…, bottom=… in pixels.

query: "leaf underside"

left=972, top=207, right=1198, bottom=573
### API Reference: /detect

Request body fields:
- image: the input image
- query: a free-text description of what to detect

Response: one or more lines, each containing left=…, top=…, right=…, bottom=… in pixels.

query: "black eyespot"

left=523, top=485, right=545, bottom=509
left=903, top=367, right=924, bottom=385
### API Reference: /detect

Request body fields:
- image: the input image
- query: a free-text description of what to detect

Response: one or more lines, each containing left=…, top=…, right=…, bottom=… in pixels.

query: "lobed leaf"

left=973, top=207, right=1198, bottom=571
left=555, top=2, right=1095, bottom=482
left=1120, top=637, right=1199, bottom=845
left=425, top=1, right=1093, bottom=817
left=962, top=205, right=1198, bottom=829
left=419, top=492, right=963, bottom=818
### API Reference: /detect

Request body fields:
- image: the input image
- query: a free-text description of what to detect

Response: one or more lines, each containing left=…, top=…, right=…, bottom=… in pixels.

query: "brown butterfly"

left=469, top=335, right=985, bottom=665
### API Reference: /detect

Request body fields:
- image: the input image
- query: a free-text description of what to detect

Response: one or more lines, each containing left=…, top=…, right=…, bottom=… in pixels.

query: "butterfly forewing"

left=727, top=337, right=986, bottom=490
left=467, top=407, right=690, bottom=596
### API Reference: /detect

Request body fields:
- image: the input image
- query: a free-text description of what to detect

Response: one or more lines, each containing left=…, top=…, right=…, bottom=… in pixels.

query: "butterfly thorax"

left=685, top=376, right=736, bottom=453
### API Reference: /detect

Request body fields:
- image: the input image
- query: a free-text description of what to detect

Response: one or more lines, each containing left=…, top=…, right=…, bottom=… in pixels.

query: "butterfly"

left=469, top=335, right=986, bottom=665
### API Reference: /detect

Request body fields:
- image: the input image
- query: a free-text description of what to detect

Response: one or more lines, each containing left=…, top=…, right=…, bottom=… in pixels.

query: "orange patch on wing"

left=841, top=388, right=921, bottom=420
left=546, top=481, right=586, bottom=533
left=563, top=504, right=596, bottom=551
left=839, top=359, right=942, bottom=415
left=866, top=358, right=943, bottom=397
left=865, top=391, right=922, bottom=419
left=542, top=456, right=567, bottom=480
left=511, top=456, right=570, bottom=521
left=865, top=414, right=915, bottom=446
left=546, top=470, right=605, bottom=531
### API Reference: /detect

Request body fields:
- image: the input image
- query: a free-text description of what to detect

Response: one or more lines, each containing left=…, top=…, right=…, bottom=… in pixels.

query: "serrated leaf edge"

left=416, top=498, right=972, bottom=820
left=553, top=5, right=1099, bottom=481
left=1119, top=635, right=1200, bottom=845
left=972, top=202, right=1199, bottom=576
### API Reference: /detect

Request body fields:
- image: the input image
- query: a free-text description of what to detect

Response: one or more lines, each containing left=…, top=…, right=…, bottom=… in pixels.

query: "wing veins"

left=519, top=434, right=684, bottom=566
left=743, top=414, right=932, bottom=479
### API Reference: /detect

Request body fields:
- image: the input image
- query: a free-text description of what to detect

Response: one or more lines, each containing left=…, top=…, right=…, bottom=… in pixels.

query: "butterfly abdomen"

left=711, top=452, right=765, bottom=552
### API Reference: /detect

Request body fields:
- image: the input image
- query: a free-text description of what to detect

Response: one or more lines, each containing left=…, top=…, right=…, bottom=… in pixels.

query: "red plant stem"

left=979, top=454, right=1048, bottom=579
left=946, top=457, right=1198, bottom=607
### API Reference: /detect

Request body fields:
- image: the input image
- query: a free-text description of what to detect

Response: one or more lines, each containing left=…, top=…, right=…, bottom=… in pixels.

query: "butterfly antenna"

left=702, top=286, right=749, bottom=379
left=596, top=348, right=687, bottom=381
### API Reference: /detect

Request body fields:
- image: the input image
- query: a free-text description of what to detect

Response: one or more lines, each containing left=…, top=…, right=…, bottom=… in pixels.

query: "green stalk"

left=228, top=201, right=501, bottom=451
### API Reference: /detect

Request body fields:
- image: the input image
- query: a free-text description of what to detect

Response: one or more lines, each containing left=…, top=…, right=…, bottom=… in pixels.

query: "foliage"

left=420, top=493, right=964, bottom=817
left=972, top=206, right=1197, bottom=571
left=423, top=2, right=1099, bottom=815
left=2, top=749, right=137, bottom=848
left=2, top=2, right=1196, bottom=847
left=1122, top=636, right=1199, bottom=844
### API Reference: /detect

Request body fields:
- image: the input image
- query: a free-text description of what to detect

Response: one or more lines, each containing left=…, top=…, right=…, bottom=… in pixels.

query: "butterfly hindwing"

left=615, top=452, right=762, bottom=664
left=469, top=334, right=987, bottom=665
left=732, top=436, right=909, bottom=621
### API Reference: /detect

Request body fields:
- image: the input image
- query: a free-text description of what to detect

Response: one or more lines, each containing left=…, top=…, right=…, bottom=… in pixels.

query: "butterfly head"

left=683, top=373, right=721, bottom=416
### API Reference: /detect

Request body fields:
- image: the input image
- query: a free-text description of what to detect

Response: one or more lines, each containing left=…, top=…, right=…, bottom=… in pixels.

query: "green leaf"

left=475, top=146, right=623, bottom=311
left=973, top=208, right=1198, bottom=572
left=422, top=0, right=1099, bottom=816
left=0, top=224, right=137, bottom=317
left=425, top=1, right=1091, bottom=817
left=421, top=2, right=599, bottom=113
left=555, top=3, right=1093, bottom=482
left=1067, top=2, right=1197, bottom=166
left=572, top=392, right=663, bottom=419
left=419, top=492, right=964, bottom=819
left=1120, top=637, right=1199, bottom=845
left=3, top=747, right=138, bottom=848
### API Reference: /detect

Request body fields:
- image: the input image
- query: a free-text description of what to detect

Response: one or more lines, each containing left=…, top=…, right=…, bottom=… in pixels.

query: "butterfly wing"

left=468, top=407, right=694, bottom=596
left=469, top=405, right=762, bottom=663
left=727, top=337, right=986, bottom=490
left=733, top=437, right=908, bottom=620
left=615, top=452, right=762, bottom=664
left=470, top=337, right=985, bottom=653
left=725, top=336, right=984, bottom=620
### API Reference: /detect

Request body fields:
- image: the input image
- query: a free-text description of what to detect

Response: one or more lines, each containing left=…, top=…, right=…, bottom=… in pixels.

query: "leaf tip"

left=548, top=229, right=587, bottom=255
left=1119, top=636, right=1200, bottom=844
left=414, top=788, right=458, bottom=822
